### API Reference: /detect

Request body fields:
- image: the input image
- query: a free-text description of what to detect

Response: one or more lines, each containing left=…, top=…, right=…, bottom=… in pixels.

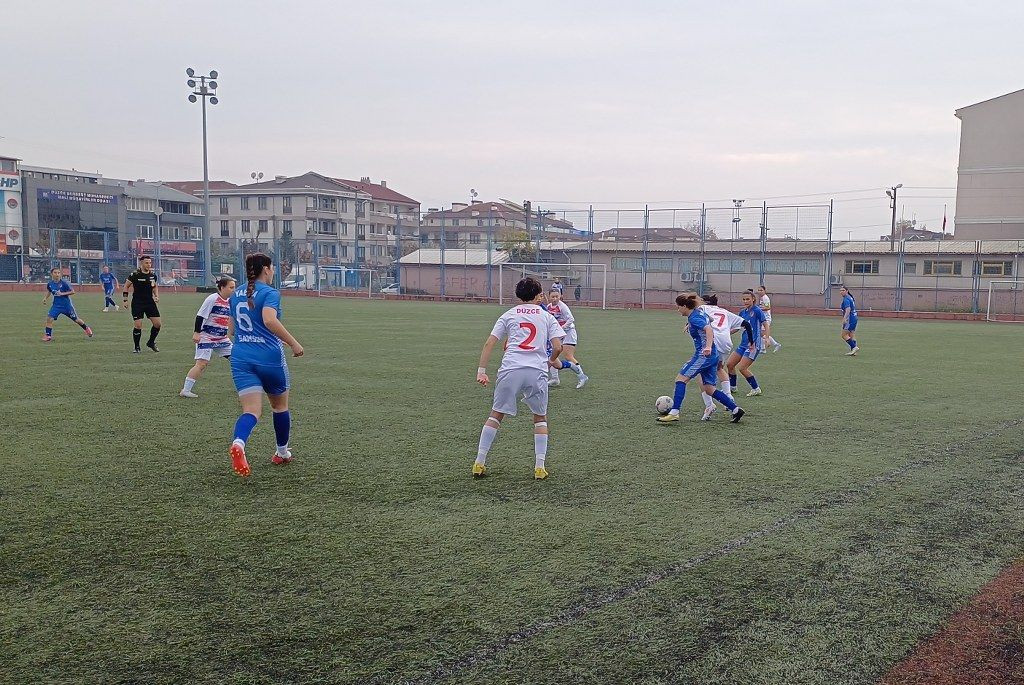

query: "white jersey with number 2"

left=700, top=304, right=743, bottom=354
left=490, top=304, right=564, bottom=373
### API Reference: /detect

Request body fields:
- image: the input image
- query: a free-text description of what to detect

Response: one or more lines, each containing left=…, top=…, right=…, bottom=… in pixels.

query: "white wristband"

left=477, top=367, right=486, bottom=375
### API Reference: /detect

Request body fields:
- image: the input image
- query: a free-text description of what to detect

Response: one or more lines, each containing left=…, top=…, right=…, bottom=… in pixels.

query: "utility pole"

left=886, top=184, right=902, bottom=251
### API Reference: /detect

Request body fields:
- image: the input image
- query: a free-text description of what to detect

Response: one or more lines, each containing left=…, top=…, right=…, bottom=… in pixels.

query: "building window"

left=241, top=220, right=251, bottom=234
left=137, top=225, right=154, bottom=239
left=340, top=199, right=348, bottom=213
left=845, top=259, right=880, bottom=275
left=357, top=246, right=366, bottom=259
left=283, top=220, right=292, bottom=235
left=703, top=258, right=745, bottom=273
left=220, top=220, right=230, bottom=237
left=283, top=196, right=292, bottom=214
left=976, top=260, right=1014, bottom=276
left=754, top=259, right=822, bottom=275
left=219, top=197, right=229, bottom=214
left=357, top=224, right=367, bottom=239
left=258, top=196, right=268, bottom=210
left=340, top=245, right=349, bottom=258
left=340, top=221, right=348, bottom=235
left=903, top=262, right=917, bottom=275
left=160, top=200, right=190, bottom=214
left=477, top=219, right=484, bottom=226
left=923, top=260, right=962, bottom=276
left=453, top=219, right=460, bottom=226
left=240, top=197, right=249, bottom=210
left=189, top=226, right=203, bottom=240
left=316, top=220, right=337, bottom=235
left=470, top=233, right=481, bottom=244
left=612, top=257, right=673, bottom=272
left=258, top=219, right=269, bottom=233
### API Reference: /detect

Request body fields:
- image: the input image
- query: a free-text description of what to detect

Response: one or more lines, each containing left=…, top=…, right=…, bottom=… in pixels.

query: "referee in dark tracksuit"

left=123, top=256, right=162, bottom=353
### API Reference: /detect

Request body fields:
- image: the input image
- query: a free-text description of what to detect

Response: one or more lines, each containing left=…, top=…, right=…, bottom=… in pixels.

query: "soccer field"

left=2, top=291, right=1022, bottom=684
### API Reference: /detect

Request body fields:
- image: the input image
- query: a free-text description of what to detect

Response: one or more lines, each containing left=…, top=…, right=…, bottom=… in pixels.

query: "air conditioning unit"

left=829, top=274, right=843, bottom=285
left=680, top=272, right=696, bottom=283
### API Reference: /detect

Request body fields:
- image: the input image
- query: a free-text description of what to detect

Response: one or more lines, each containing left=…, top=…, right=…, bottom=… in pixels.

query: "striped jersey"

left=196, top=293, right=233, bottom=350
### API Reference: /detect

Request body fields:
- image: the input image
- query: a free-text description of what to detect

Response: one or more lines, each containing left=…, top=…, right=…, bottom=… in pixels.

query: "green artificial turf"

left=1, top=292, right=1021, bottom=684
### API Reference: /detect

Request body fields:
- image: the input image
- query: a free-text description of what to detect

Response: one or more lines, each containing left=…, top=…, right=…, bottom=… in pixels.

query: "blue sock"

left=672, top=380, right=686, bottom=410
left=45, top=326, right=52, bottom=336
left=729, top=373, right=737, bottom=388
left=712, top=390, right=737, bottom=411
left=561, top=360, right=571, bottom=369
left=846, top=338, right=856, bottom=350
left=272, top=410, right=291, bottom=450
left=746, top=375, right=759, bottom=390
left=232, top=413, right=259, bottom=445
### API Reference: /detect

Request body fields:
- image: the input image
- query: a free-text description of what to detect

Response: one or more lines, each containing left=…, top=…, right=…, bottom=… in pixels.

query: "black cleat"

left=146, top=341, right=159, bottom=353
left=133, top=348, right=141, bottom=354
left=730, top=407, right=745, bottom=423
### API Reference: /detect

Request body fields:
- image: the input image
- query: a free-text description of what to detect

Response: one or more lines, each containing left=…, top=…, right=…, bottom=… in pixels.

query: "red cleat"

left=271, top=450, right=293, bottom=465
left=230, top=443, right=251, bottom=477
left=84, top=326, right=94, bottom=337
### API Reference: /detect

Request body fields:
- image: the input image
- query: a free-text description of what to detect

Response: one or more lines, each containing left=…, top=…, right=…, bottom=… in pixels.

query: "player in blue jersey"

left=99, top=265, right=119, bottom=311
left=727, top=289, right=767, bottom=397
left=839, top=285, right=860, bottom=356
left=657, top=293, right=744, bottom=424
left=226, top=253, right=304, bottom=477
left=42, top=267, right=93, bottom=341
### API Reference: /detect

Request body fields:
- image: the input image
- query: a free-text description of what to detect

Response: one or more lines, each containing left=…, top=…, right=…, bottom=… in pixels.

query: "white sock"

left=668, top=409, right=680, bottom=416
left=720, top=380, right=733, bottom=399
left=183, top=377, right=196, bottom=392
left=232, top=438, right=245, bottom=449
left=701, top=391, right=714, bottom=409
left=568, top=362, right=583, bottom=376
left=476, top=419, right=499, bottom=465
left=276, top=445, right=290, bottom=457
left=534, top=423, right=548, bottom=468
left=548, top=367, right=558, bottom=380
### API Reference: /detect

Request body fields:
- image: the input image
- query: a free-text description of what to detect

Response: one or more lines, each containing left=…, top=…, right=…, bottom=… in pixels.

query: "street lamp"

left=886, top=184, right=902, bottom=249
left=186, top=67, right=220, bottom=286
left=732, top=199, right=744, bottom=239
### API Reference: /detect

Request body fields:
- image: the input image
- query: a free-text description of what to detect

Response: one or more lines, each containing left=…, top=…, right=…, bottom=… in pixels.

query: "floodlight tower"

left=886, top=184, right=903, bottom=249
left=186, top=68, right=220, bottom=286
left=732, top=199, right=744, bottom=239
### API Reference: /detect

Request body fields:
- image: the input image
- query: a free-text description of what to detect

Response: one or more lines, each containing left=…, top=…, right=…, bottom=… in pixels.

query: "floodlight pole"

left=887, top=184, right=902, bottom=251
left=187, top=68, right=220, bottom=286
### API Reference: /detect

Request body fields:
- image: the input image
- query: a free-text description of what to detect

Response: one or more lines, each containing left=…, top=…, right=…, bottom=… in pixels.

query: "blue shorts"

left=48, top=303, right=78, bottom=321
left=736, top=344, right=760, bottom=361
left=843, top=317, right=858, bottom=332
left=680, top=353, right=719, bottom=386
left=231, top=358, right=290, bottom=396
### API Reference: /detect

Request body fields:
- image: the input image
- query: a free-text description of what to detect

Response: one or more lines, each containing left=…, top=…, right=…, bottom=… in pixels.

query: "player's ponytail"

left=245, top=252, right=273, bottom=309
left=674, top=293, right=699, bottom=310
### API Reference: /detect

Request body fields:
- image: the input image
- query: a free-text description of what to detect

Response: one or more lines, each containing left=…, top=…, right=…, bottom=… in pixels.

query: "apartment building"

left=420, top=200, right=577, bottom=247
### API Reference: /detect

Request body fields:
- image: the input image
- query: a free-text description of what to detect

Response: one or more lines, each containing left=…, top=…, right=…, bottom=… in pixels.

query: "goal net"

left=498, top=262, right=607, bottom=309
left=986, top=280, right=1024, bottom=322
left=315, top=267, right=376, bottom=299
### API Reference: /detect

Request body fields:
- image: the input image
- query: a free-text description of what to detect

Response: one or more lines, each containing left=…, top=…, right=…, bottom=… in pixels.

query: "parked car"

left=280, top=275, right=306, bottom=290
left=380, top=283, right=401, bottom=295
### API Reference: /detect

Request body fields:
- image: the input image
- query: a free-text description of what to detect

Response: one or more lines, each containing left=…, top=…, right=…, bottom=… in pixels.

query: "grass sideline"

left=1, top=292, right=1022, bottom=684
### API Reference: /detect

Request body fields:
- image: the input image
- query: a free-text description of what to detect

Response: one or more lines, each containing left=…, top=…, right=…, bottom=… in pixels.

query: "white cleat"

left=772, top=342, right=782, bottom=352
left=575, top=374, right=588, bottom=389
left=102, top=307, right=109, bottom=312
left=846, top=346, right=860, bottom=356
left=548, top=378, right=560, bottom=387
left=115, top=305, right=120, bottom=311
left=701, top=405, right=716, bottom=421
left=746, top=387, right=762, bottom=397
left=179, top=390, right=199, bottom=398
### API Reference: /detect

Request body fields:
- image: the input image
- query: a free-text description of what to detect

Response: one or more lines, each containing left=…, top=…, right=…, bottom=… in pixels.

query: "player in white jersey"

left=696, top=294, right=747, bottom=420
left=474, top=277, right=564, bottom=480
left=757, top=286, right=782, bottom=352
left=545, top=288, right=588, bottom=389
left=180, top=277, right=236, bottom=398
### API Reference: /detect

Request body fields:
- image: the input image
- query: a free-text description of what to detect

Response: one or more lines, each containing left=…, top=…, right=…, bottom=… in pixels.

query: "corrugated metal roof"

left=399, top=249, right=510, bottom=266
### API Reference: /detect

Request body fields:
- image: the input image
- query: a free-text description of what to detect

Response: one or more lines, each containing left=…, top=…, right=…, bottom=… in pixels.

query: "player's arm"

left=841, top=304, right=850, bottom=325
left=122, top=277, right=133, bottom=306
left=60, top=285, right=76, bottom=297
left=42, top=285, right=51, bottom=303
left=548, top=335, right=563, bottom=367
left=262, top=306, right=303, bottom=356
left=476, top=335, right=499, bottom=386
left=152, top=281, right=160, bottom=303
left=740, top=320, right=754, bottom=340
left=701, top=325, right=713, bottom=356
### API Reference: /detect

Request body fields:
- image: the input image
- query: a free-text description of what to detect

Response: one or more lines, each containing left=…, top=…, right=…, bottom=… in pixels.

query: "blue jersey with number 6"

left=229, top=281, right=284, bottom=365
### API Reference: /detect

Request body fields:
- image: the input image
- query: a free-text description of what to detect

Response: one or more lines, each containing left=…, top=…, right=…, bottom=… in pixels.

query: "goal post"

left=498, top=262, right=607, bottom=309
left=986, top=279, right=1024, bottom=322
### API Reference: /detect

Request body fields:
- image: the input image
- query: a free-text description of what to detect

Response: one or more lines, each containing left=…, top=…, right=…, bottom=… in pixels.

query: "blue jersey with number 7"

left=229, top=281, right=285, bottom=365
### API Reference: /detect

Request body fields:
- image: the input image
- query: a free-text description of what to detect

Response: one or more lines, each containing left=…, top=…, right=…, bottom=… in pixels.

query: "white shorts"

left=492, top=367, right=549, bottom=417
left=195, top=344, right=232, bottom=361
left=562, top=327, right=578, bottom=346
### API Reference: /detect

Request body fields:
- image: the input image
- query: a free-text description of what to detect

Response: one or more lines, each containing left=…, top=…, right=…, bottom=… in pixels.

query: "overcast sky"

left=6, top=1, right=1023, bottom=238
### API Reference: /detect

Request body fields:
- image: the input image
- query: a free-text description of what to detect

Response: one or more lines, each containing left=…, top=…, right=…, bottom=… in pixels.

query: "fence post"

left=587, top=205, right=594, bottom=296
left=641, top=204, right=649, bottom=309
left=824, top=199, right=834, bottom=309
left=486, top=208, right=493, bottom=300
left=698, top=203, right=707, bottom=296
left=759, top=202, right=768, bottom=287
left=395, top=211, right=402, bottom=291
left=440, top=210, right=446, bottom=299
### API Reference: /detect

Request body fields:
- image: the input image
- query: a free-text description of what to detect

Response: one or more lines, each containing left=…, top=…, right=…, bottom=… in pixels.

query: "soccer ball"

left=655, top=395, right=672, bottom=415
